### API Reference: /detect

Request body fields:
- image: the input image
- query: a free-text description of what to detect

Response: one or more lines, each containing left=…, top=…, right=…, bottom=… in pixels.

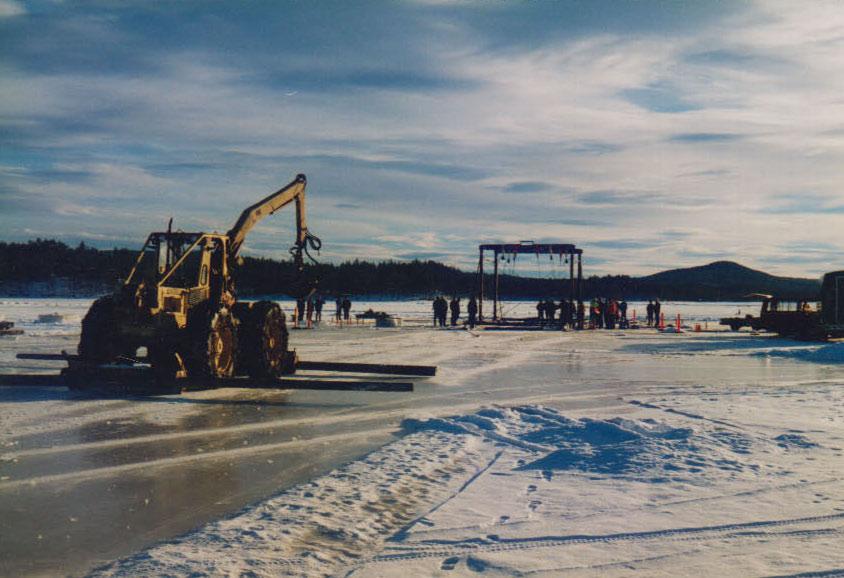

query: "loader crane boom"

left=227, top=173, right=315, bottom=269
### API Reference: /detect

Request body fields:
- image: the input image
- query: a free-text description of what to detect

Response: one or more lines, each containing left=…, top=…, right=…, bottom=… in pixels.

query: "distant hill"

left=0, top=240, right=823, bottom=300
left=634, top=261, right=820, bottom=301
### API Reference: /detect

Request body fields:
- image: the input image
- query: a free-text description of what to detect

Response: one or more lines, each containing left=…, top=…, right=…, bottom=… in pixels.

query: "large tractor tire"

left=78, top=295, right=128, bottom=363
left=148, top=315, right=183, bottom=384
left=148, top=340, right=183, bottom=384
left=239, top=300, right=289, bottom=378
left=185, top=307, right=238, bottom=379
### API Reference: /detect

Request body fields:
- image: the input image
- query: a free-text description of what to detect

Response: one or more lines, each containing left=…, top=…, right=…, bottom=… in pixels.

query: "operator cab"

left=124, top=232, right=229, bottom=322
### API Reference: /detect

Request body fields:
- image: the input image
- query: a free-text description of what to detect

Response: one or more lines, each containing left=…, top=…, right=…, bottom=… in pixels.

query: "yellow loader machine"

left=78, top=174, right=321, bottom=381
left=10, top=174, right=435, bottom=395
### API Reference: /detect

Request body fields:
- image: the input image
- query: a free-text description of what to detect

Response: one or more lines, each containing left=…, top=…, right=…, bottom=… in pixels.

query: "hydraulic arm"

left=227, top=173, right=320, bottom=269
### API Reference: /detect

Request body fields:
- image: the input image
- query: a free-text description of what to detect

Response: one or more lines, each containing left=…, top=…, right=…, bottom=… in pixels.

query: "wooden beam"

left=478, top=247, right=484, bottom=322
left=493, top=249, right=499, bottom=321
left=0, top=374, right=63, bottom=386
left=0, top=373, right=413, bottom=392
left=16, top=354, right=437, bottom=377
left=295, top=360, right=436, bottom=376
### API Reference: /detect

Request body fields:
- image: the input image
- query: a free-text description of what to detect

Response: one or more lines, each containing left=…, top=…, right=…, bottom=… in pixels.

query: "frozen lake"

left=1, top=298, right=841, bottom=576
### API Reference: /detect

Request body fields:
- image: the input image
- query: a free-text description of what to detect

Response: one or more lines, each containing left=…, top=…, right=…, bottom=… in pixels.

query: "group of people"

left=587, top=298, right=629, bottom=329
left=295, top=294, right=325, bottom=326
left=535, top=298, right=584, bottom=329
left=645, top=299, right=662, bottom=327
left=432, top=295, right=479, bottom=328
left=297, top=295, right=665, bottom=331
left=335, top=295, right=352, bottom=322
left=293, top=294, right=355, bottom=327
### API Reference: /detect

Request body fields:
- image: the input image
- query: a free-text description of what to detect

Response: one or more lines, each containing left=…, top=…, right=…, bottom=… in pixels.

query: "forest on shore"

left=0, top=239, right=821, bottom=300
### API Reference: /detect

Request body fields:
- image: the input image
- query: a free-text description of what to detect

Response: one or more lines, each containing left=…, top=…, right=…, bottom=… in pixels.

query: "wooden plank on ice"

left=295, top=360, right=436, bottom=376
left=0, top=374, right=64, bottom=387
left=218, top=377, right=414, bottom=392
left=16, top=354, right=437, bottom=377
left=16, top=353, right=72, bottom=361
left=0, top=372, right=413, bottom=393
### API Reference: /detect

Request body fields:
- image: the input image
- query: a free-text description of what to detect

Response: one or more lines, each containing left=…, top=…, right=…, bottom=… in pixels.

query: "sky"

left=2, top=0, right=844, bottom=277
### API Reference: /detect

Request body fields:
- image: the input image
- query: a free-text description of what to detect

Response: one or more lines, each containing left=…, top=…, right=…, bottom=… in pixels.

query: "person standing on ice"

left=450, top=297, right=460, bottom=326
left=306, top=296, right=314, bottom=326
left=560, top=298, right=571, bottom=329
left=467, top=295, right=478, bottom=329
left=342, top=296, right=352, bottom=323
left=654, top=298, right=662, bottom=328
left=296, top=296, right=306, bottom=327
left=619, top=299, right=628, bottom=328
left=610, top=299, right=620, bottom=329
left=314, top=295, right=324, bottom=323
left=434, top=295, right=448, bottom=327
left=546, top=299, right=556, bottom=323
left=432, top=297, right=439, bottom=327
left=646, top=300, right=654, bottom=326
left=536, top=300, right=545, bottom=324
left=335, top=296, right=342, bottom=322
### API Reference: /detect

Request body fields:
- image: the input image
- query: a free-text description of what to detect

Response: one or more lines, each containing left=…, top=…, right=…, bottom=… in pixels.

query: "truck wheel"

left=187, top=308, right=238, bottom=378
left=240, top=301, right=288, bottom=378
left=79, top=295, right=125, bottom=363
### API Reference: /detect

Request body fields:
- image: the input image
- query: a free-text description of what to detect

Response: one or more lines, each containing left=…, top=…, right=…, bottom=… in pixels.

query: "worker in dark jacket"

left=450, top=297, right=460, bottom=326
left=296, top=297, right=306, bottom=327
left=434, top=296, right=447, bottom=327
left=467, top=295, right=478, bottom=329
left=546, top=299, right=556, bottom=323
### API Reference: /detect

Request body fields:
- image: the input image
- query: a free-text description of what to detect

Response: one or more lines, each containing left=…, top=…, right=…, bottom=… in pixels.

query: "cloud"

left=590, top=239, right=666, bottom=250
left=395, top=251, right=452, bottom=261
left=620, top=83, right=701, bottom=113
left=503, top=181, right=552, bottom=193
left=668, top=133, right=743, bottom=143
left=2, top=1, right=844, bottom=276
left=0, top=0, right=24, bottom=17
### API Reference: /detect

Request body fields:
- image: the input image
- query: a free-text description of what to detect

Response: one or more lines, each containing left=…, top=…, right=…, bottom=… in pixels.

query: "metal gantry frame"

left=477, top=241, right=583, bottom=322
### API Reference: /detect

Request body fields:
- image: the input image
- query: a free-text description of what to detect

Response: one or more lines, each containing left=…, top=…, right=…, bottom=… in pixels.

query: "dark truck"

left=721, top=270, right=844, bottom=340
left=720, top=294, right=819, bottom=335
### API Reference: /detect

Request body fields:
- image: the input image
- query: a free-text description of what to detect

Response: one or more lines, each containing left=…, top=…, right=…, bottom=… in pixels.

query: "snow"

left=2, top=298, right=843, bottom=576
left=757, top=342, right=844, bottom=364
left=91, top=394, right=844, bottom=577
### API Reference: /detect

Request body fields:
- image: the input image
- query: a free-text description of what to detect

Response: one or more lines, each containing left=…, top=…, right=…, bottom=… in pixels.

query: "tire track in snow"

left=400, top=477, right=844, bottom=541
left=628, top=399, right=747, bottom=429
left=389, top=450, right=505, bottom=543
left=367, top=512, right=844, bottom=563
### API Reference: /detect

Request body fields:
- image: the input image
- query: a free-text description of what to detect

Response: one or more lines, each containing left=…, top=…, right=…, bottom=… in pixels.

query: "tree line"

left=0, top=239, right=819, bottom=300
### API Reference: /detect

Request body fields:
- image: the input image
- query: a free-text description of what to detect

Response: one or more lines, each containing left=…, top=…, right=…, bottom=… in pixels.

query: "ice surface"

left=2, top=298, right=843, bottom=577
